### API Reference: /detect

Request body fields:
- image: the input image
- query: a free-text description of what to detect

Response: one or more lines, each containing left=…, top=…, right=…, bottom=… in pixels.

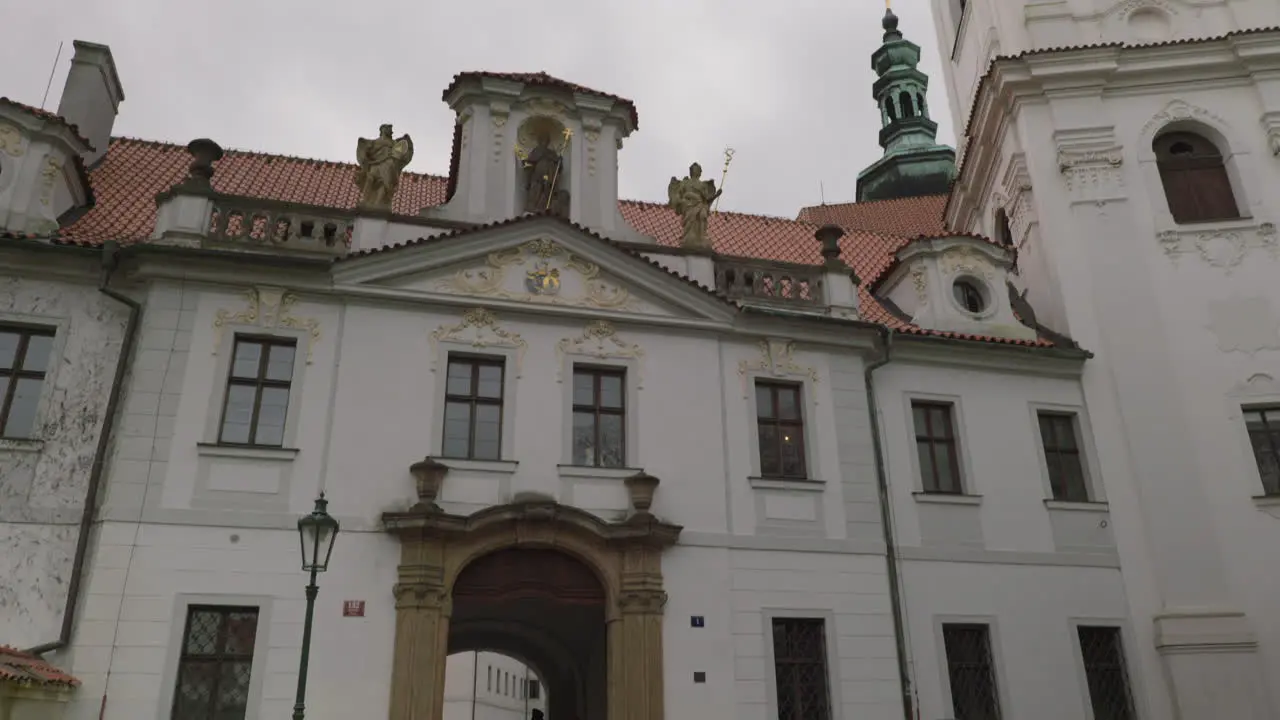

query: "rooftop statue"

left=667, top=162, right=722, bottom=250
left=355, top=124, right=414, bottom=212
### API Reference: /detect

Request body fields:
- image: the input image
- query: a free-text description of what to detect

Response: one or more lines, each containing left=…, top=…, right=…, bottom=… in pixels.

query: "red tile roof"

left=0, top=97, right=94, bottom=150
left=53, top=137, right=1055, bottom=347
left=796, top=195, right=948, bottom=239
left=0, top=646, right=80, bottom=688
left=442, top=72, right=640, bottom=129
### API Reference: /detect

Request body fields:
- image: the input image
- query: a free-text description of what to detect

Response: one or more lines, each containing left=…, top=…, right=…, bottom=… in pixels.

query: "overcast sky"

left=5, top=0, right=954, bottom=218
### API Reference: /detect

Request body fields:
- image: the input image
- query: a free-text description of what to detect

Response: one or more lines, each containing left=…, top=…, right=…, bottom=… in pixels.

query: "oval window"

left=953, top=279, right=986, bottom=314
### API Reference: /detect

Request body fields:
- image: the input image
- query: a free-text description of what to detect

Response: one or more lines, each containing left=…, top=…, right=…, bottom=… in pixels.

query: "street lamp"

left=293, top=493, right=339, bottom=720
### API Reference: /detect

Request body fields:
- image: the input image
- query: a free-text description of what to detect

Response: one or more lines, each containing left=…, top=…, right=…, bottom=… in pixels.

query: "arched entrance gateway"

left=383, top=460, right=681, bottom=720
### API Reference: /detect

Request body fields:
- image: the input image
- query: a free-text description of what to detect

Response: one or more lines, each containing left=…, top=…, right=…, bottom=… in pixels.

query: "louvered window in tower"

left=1154, top=131, right=1240, bottom=224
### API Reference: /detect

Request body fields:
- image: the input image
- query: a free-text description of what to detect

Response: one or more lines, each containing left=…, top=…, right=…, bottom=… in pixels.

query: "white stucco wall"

left=60, top=255, right=903, bottom=720
left=941, top=32, right=1280, bottom=718
left=443, top=651, right=545, bottom=720
left=0, top=270, right=128, bottom=651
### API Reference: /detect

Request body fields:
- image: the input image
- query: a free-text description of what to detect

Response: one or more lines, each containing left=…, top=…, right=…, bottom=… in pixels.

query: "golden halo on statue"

left=515, top=115, right=568, bottom=158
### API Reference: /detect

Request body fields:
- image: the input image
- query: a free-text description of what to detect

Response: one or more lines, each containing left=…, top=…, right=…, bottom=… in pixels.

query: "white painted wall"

left=59, top=249, right=904, bottom=720
left=443, top=652, right=544, bottom=720
left=0, top=269, right=128, bottom=651
left=930, top=0, right=1280, bottom=169
left=939, top=25, right=1280, bottom=718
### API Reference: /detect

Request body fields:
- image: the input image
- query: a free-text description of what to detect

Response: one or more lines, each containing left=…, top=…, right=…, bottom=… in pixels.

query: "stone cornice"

left=948, top=29, right=1280, bottom=228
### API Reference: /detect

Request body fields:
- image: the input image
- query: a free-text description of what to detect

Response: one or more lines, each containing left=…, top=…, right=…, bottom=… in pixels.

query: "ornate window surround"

left=555, top=320, right=643, bottom=472
left=428, top=307, right=526, bottom=465
left=738, top=339, right=824, bottom=487
left=201, top=288, right=314, bottom=459
left=1137, top=100, right=1258, bottom=231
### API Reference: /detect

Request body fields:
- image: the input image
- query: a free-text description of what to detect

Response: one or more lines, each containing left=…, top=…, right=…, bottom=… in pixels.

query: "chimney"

left=56, top=41, right=125, bottom=165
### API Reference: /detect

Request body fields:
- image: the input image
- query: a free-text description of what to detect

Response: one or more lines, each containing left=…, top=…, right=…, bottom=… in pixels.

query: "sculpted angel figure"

left=355, top=124, right=414, bottom=211
left=667, top=162, right=722, bottom=250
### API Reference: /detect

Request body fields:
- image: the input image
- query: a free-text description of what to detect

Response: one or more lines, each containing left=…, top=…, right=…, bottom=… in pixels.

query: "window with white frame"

left=218, top=336, right=296, bottom=447
left=442, top=354, right=505, bottom=460
left=755, top=381, right=808, bottom=479
left=1077, top=626, right=1137, bottom=720
left=171, top=605, right=260, bottom=720
left=912, top=400, right=964, bottom=494
left=942, top=623, right=1002, bottom=720
left=0, top=325, right=55, bottom=439
left=1244, top=406, right=1280, bottom=496
left=571, top=365, right=626, bottom=467
left=770, top=617, right=831, bottom=720
left=1037, top=411, right=1090, bottom=502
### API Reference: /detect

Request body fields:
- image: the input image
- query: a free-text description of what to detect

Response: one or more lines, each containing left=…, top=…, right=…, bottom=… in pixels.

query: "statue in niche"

left=522, top=130, right=568, bottom=215
left=355, top=124, right=414, bottom=212
left=667, top=162, right=722, bottom=250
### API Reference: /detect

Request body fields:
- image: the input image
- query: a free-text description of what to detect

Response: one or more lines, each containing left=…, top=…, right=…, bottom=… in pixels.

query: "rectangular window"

left=756, top=381, right=807, bottom=479
left=442, top=355, right=505, bottom=460
left=0, top=325, right=54, bottom=439
left=1077, top=626, right=1137, bottom=720
left=572, top=366, right=626, bottom=467
left=913, top=401, right=963, bottom=493
left=528, top=679, right=540, bottom=699
left=1244, top=406, right=1280, bottom=496
left=219, top=336, right=296, bottom=446
left=1038, top=412, right=1089, bottom=502
left=487, top=666, right=492, bottom=692
left=171, top=605, right=259, bottom=720
left=942, top=623, right=1002, bottom=720
left=771, top=618, right=831, bottom=720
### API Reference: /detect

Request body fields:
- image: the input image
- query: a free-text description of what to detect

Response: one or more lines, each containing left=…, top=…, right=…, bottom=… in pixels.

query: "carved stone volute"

left=409, top=457, right=449, bottom=512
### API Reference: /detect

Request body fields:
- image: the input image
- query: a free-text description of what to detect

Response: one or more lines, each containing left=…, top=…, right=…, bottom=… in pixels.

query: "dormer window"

left=872, top=235, right=1036, bottom=342
left=1154, top=131, right=1240, bottom=224
left=953, top=279, right=986, bottom=314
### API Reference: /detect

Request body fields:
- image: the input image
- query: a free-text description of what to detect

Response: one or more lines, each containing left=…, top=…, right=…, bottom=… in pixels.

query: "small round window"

left=953, top=279, right=986, bottom=314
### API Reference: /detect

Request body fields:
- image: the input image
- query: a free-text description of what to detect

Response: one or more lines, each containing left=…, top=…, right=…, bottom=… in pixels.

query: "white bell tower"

left=424, top=72, right=649, bottom=243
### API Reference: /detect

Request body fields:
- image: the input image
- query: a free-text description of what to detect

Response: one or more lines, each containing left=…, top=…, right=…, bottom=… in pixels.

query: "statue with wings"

left=355, top=124, right=414, bottom=211
left=667, top=162, right=722, bottom=250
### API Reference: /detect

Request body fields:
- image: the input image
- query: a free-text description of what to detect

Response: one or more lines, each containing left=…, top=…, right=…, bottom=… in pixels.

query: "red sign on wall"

left=342, top=600, right=366, bottom=617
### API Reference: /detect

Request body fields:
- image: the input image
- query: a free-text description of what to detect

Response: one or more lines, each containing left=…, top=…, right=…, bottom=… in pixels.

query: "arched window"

left=994, top=208, right=1013, bottom=247
left=899, top=91, right=915, bottom=118
left=1154, top=131, right=1240, bottom=223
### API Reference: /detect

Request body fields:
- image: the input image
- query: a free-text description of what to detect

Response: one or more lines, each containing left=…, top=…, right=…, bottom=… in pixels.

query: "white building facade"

left=934, top=0, right=1280, bottom=718
left=2, top=4, right=1278, bottom=720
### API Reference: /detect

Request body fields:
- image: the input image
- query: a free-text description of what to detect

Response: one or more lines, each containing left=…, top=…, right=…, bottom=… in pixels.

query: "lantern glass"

left=297, top=494, right=339, bottom=573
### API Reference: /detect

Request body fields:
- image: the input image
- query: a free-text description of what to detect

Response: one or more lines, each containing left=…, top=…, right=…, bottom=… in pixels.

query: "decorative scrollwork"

left=429, top=308, right=528, bottom=376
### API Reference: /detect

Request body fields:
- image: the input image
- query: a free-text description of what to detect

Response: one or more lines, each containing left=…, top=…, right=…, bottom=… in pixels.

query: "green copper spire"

left=856, top=6, right=956, bottom=202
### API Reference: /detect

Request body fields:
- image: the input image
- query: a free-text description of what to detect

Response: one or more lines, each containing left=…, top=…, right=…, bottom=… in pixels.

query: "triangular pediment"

left=332, top=216, right=735, bottom=322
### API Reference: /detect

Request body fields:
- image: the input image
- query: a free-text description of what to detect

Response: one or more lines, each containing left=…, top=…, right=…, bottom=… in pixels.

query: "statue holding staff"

left=355, top=124, right=414, bottom=212
left=667, top=162, right=722, bottom=250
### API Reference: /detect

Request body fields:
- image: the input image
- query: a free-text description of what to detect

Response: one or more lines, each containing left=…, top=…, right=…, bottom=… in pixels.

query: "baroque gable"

left=333, top=217, right=737, bottom=324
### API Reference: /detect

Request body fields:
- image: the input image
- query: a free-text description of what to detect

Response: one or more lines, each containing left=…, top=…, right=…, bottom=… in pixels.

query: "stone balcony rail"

left=207, top=196, right=354, bottom=255
left=714, top=257, right=826, bottom=307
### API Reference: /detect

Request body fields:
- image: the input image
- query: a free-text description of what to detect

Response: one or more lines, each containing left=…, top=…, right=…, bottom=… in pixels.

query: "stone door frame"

left=383, top=498, right=681, bottom=720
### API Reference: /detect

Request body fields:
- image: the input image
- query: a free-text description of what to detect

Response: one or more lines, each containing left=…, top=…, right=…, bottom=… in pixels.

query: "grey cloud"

left=3, top=0, right=953, bottom=217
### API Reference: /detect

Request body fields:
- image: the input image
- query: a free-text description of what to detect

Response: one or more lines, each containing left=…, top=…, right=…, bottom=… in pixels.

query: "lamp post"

left=293, top=493, right=339, bottom=720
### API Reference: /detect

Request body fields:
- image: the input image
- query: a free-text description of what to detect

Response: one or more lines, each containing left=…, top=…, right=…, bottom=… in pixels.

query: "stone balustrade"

left=713, top=258, right=826, bottom=306
left=207, top=197, right=353, bottom=255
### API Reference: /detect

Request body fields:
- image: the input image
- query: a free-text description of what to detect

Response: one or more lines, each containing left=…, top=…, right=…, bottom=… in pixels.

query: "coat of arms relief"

left=433, top=238, right=648, bottom=312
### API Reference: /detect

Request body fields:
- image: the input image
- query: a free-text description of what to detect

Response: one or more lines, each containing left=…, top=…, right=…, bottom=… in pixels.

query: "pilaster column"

left=389, top=536, right=450, bottom=720
left=614, top=588, right=666, bottom=720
